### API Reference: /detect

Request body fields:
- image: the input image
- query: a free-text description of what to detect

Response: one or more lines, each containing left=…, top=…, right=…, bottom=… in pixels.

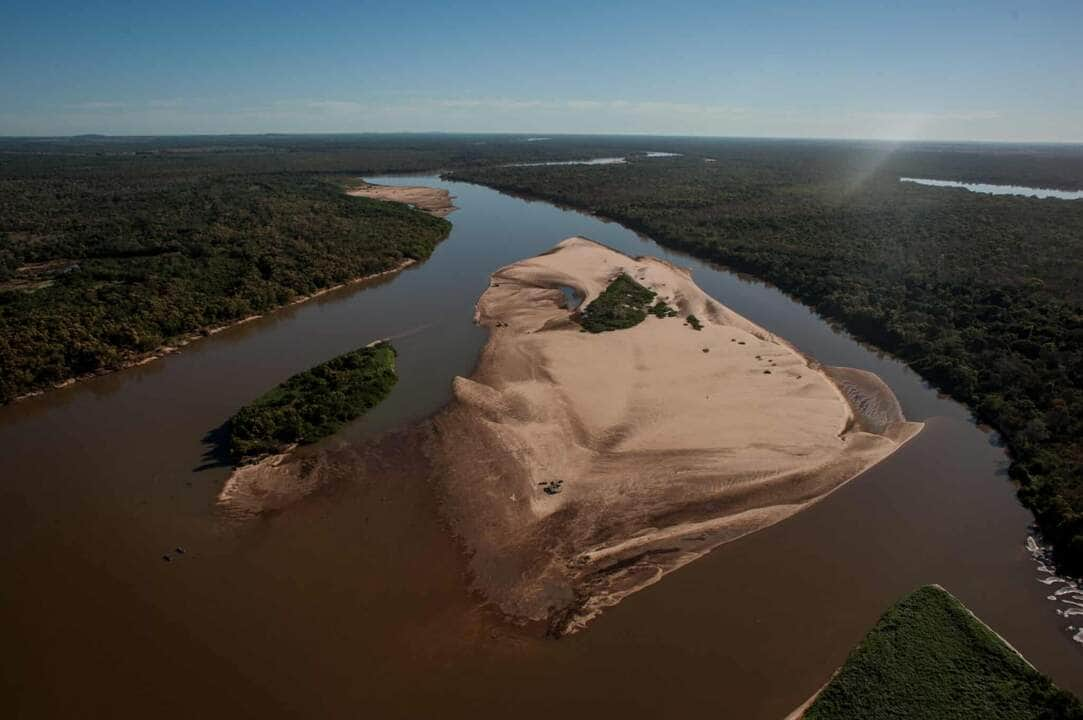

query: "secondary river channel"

left=2, top=174, right=1080, bottom=718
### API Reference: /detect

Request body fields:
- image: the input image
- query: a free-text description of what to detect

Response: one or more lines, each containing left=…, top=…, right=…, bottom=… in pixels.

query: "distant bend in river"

left=426, top=237, right=923, bottom=635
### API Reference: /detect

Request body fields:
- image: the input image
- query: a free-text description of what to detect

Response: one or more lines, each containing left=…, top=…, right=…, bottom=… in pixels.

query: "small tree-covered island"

left=228, top=342, right=398, bottom=464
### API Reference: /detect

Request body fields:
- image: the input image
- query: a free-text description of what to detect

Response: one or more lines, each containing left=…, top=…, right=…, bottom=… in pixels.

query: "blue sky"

left=1, top=0, right=1080, bottom=140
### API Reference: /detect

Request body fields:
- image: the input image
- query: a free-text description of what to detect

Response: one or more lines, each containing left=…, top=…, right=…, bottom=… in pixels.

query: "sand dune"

left=428, top=237, right=922, bottom=634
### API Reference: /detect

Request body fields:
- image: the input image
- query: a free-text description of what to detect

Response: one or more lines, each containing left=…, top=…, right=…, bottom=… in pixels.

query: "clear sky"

left=1, top=0, right=1080, bottom=141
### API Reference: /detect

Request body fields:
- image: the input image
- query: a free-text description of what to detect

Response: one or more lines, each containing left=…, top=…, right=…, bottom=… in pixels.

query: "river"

left=899, top=177, right=1083, bottom=200
left=2, top=174, right=1080, bottom=719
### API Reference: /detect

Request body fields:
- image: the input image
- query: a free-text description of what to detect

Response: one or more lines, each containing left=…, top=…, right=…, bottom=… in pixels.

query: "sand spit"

left=347, top=181, right=457, bottom=217
left=427, top=237, right=922, bottom=635
left=218, top=449, right=326, bottom=518
left=216, top=429, right=433, bottom=520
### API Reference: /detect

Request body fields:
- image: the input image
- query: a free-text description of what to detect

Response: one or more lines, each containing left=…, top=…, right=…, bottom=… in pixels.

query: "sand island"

left=428, top=236, right=923, bottom=635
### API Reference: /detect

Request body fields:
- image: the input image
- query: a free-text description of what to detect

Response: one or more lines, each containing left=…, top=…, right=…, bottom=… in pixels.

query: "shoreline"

left=428, top=236, right=923, bottom=635
left=11, top=258, right=417, bottom=405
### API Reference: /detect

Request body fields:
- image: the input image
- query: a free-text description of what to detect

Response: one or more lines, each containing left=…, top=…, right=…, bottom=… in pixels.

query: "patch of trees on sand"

left=229, top=342, right=398, bottom=463
left=0, top=170, right=448, bottom=403
left=448, top=154, right=1083, bottom=575
left=804, top=585, right=1082, bottom=719
left=577, top=273, right=659, bottom=332
left=576, top=272, right=683, bottom=332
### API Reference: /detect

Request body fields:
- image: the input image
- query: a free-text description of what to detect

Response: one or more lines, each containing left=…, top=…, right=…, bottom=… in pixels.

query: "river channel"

left=2, top=174, right=1079, bottom=719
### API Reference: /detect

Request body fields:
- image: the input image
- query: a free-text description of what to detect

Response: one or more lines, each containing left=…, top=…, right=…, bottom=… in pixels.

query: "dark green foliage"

left=578, top=273, right=657, bottom=332
left=229, top=342, right=397, bottom=463
left=649, top=299, right=678, bottom=318
left=805, top=586, right=1083, bottom=719
left=449, top=147, right=1083, bottom=574
left=0, top=165, right=449, bottom=403
left=686, top=314, right=703, bottom=330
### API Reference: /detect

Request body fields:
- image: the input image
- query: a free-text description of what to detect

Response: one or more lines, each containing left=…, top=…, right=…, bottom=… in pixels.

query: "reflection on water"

left=1, top=173, right=1080, bottom=719
left=900, top=177, right=1083, bottom=200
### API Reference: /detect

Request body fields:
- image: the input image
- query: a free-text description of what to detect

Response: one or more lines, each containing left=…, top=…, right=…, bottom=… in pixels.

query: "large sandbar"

left=429, top=236, right=922, bottom=634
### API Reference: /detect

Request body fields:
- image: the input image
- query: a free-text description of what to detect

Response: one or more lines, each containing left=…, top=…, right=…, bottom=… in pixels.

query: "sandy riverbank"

left=348, top=181, right=457, bottom=217
left=427, top=236, right=923, bottom=635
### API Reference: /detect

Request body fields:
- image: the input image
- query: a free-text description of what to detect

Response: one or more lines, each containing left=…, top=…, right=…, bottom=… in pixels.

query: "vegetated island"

left=426, top=237, right=923, bottom=635
left=791, top=585, right=1083, bottom=719
left=219, top=342, right=397, bottom=515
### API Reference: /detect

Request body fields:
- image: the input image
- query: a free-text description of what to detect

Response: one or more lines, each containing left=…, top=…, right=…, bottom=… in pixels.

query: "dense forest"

left=448, top=147, right=1083, bottom=573
left=229, top=342, right=398, bottom=463
left=805, top=585, right=1083, bottom=719
left=0, top=147, right=453, bottom=402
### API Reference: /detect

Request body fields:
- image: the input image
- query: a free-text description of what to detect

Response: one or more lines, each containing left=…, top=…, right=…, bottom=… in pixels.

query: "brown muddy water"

left=2, top=175, right=1081, bottom=719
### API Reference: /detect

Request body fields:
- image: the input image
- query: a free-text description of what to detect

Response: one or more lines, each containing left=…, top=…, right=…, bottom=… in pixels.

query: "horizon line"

left=2, top=130, right=1082, bottom=146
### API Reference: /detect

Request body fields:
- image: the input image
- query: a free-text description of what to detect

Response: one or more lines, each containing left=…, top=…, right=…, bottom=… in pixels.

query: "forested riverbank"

left=448, top=151, right=1083, bottom=573
left=0, top=147, right=453, bottom=402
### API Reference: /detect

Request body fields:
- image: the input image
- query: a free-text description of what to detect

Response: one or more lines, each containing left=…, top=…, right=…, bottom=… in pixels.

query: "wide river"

left=3, top=175, right=1081, bottom=718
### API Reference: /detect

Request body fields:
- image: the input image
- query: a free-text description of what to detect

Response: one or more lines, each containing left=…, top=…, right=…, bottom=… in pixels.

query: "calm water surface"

left=2, top=175, right=1081, bottom=719
left=509, top=157, right=627, bottom=166
left=509, top=152, right=684, bottom=167
left=900, top=176, right=1083, bottom=199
